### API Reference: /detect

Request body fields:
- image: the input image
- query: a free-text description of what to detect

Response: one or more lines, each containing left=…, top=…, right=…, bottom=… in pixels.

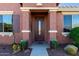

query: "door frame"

left=30, top=14, right=49, bottom=43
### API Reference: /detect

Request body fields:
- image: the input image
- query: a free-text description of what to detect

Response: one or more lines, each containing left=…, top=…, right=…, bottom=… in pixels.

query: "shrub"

left=20, top=40, right=28, bottom=50
left=50, top=38, right=59, bottom=49
left=12, top=43, right=17, bottom=51
left=64, top=45, right=78, bottom=55
left=69, top=27, right=79, bottom=47
left=17, top=44, right=21, bottom=51
left=12, top=43, right=21, bottom=54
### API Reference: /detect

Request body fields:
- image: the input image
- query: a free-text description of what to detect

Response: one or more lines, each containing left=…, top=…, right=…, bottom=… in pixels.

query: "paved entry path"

left=30, top=41, right=49, bottom=56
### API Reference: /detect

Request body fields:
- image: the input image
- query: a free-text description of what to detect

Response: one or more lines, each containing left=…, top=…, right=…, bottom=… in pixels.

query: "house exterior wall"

left=0, top=3, right=72, bottom=45
left=49, top=11, right=57, bottom=42
left=23, top=3, right=57, bottom=7
left=56, top=12, right=64, bottom=43
left=56, top=11, right=72, bottom=44
left=20, top=10, right=30, bottom=44
left=0, top=3, right=21, bottom=45
left=20, top=3, right=58, bottom=45
left=0, top=3, right=20, bottom=14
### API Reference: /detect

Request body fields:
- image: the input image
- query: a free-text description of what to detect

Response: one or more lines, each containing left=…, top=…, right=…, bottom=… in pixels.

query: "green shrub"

left=69, top=27, right=79, bottom=47
left=20, top=40, right=28, bottom=50
left=12, top=43, right=21, bottom=53
left=64, top=45, right=78, bottom=55
left=50, top=38, right=59, bottom=49
left=17, top=44, right=21, bottom=51
left=12, top=43, right=17, bottom=51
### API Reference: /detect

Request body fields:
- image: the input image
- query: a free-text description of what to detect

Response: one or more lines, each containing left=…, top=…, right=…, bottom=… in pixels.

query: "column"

left=49, top=9, right=57, bottom=40
left=21, top=10, right=30, bottom=41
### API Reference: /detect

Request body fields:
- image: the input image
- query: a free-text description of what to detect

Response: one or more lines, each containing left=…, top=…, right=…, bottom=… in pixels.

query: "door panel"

left=34, top=17, right=45, bottom=41
left=31, top=14, right=49, bottom=42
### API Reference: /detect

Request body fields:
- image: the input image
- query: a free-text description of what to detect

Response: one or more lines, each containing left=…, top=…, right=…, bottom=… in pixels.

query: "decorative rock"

left=24, top=49, right=30, bottom=53
left=64, top=45, right=78, bottom=55
left=12, top=50, right=20, bottom=54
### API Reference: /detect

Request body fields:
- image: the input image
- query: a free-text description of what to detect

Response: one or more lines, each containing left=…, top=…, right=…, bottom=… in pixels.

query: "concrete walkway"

left=30, top=41, right=49, bottom=56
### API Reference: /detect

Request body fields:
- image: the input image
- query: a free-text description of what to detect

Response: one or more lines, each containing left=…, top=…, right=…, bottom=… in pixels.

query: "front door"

left=34, top=17, right=45, bottom=41
left=31, top=13, right=49, bottom=43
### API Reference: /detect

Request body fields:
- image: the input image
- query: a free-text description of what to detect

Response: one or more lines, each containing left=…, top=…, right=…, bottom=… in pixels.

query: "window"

left=0, top=15, right=13, bottom=32
left=64, top=15, right=72, bottom=32
left=64, top=15, right=79, bottom=32
left=0, top=15, right=3, bottom=32
left=72, top=15, right=79, bottom=28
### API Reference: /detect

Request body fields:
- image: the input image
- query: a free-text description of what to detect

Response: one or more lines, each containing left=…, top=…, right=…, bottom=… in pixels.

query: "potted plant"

left=50, top=38, right=59, bottom=49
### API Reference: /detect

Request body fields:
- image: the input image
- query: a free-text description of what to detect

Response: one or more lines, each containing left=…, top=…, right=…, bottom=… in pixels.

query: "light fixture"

left=36, top=3, right=42, bottom=6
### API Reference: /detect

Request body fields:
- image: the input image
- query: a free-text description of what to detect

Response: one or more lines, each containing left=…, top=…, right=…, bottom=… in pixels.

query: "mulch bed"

left=0, top=45, right=32, bottom=56
left=47, top=44, right=79, bottom=56
left=47, top=48, right=69, bottom=56
left=47, top=44, right=70, bottom=56
left=12, top=48, right=32, bottom=56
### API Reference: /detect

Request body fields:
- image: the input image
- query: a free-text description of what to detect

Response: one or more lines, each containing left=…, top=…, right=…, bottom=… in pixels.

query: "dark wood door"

left=34, top=16, right=45, bottom=41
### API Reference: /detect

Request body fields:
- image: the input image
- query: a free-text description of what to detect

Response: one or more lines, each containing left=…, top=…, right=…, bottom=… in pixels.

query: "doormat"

left=38, top=41, right=43, bottom=44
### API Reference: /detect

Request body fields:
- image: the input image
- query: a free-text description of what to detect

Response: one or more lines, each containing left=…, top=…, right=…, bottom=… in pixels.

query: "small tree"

left=69, top=27, right=79, bottom=47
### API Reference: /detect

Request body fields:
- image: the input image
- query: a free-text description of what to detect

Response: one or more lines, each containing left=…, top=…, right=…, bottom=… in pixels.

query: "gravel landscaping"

left=0, top=45, right=32, bottom=56
left=1, top=44, right=79, bottom=56
left=47, top=48, right=68, bottom=56
left=47, top=44, right=79, bottom=56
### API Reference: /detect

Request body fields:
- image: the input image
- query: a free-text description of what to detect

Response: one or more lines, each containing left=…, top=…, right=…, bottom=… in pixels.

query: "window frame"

left=63, top=15, right=72, bottom=32
left=63, top=14, right=79, bottom=36
left=0, top=14, right=13, bottom=33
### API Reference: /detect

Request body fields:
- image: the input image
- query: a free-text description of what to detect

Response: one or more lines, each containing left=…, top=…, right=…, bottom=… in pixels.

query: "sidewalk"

left=30, top=41, right=49, bottom=56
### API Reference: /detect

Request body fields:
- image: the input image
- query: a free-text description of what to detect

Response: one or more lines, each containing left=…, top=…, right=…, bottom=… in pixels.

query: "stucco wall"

left=0, top=33, right=21, bottom=45
left=20, top=10, right=30, bottom=44
left=0, top=3, right=72, bottom=45
left=56, top=12, right=72, bottom=44
left=0, top=3, right=20, bottom=14
left=23, top=3, right=57, bottom=7
left=0, top=3, right=21, bottom=44
left=49, top=11, right=57, bottom=42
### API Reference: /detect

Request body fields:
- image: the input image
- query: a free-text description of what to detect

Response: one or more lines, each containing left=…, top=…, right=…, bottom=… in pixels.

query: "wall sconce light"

left=36, top=3, right=43, bottom=6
